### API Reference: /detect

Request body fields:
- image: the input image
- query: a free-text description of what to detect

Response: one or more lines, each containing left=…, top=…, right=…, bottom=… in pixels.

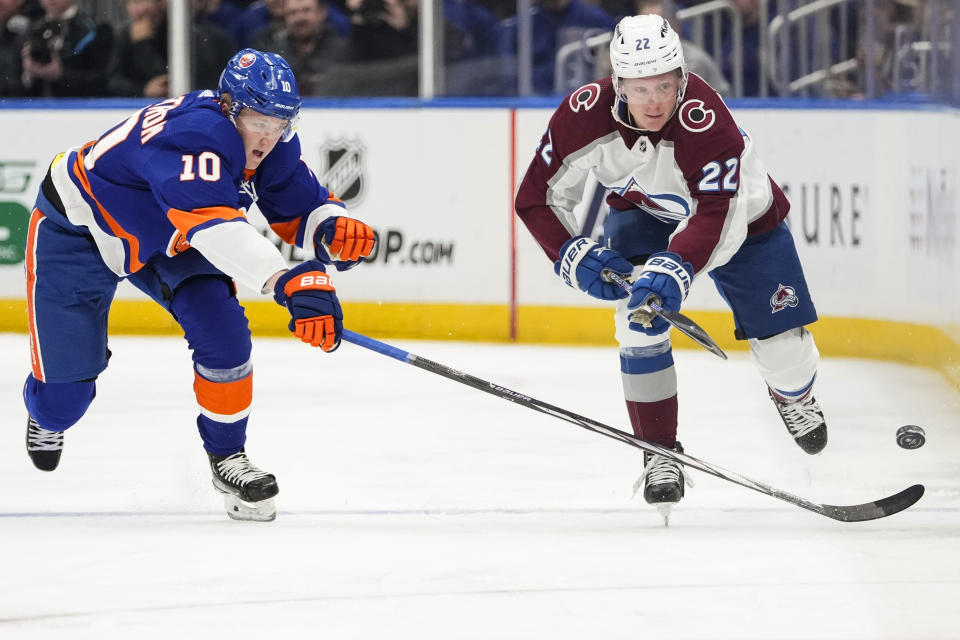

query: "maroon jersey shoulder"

left=547, top=78, right=621, bottom=160
left=660, top=73, right=746, bottom=182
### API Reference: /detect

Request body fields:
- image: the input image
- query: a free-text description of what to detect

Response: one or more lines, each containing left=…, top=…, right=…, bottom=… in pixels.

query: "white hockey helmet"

left=610, top=15, right=688, bottom=104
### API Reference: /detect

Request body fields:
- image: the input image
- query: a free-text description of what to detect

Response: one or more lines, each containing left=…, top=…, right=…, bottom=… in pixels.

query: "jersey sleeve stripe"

left=72, top=145, right=145, bottom=272
left=300, top=202, right=347, bottom=250
left=269, top=219, right=301, bottom=245
left=167, top=205, right=247, bottom=241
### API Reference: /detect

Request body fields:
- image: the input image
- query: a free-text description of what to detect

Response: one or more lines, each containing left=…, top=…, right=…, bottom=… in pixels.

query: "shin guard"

left=749, top=327, right=820, bottom=401
left=170, top=276, right=254, bottom=456
left=619, top=341, right=679, bottom=447
left=194, top=363, right=253, bottom=456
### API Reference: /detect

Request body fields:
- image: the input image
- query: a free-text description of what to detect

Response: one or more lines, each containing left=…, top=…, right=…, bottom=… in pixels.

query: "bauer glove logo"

left=300, top=274, right=330, bottom=287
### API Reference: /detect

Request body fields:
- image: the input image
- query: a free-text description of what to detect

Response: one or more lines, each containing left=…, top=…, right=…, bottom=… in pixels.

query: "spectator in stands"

left=635, top=0, right=730, bottom=95
left=480, top=0, right=516, bottom=21
left=826, top=1, right=920, bottom=98
left=443, top=0, right=502, bottom=95
left=20, top=0, right=114, bottom=96
left=0, top=0, right=27, bottom=96
left=344, top=0, right=417, bottom=61
left=17, top=0, right=41, bottom=21
left=691, top=0, right=764, bottom=96
left=310, top=0, right=417, bottom=96
left=497, top=0, right=616, bottom=95
left=194, top=0, right=243, bottom=37
left=331, top=0, right=503, bottom=96
left=253, top=0, right=347, bottom=95
left=445, top=0, right=499, bottom=60
left=108, top=0, right=235, bottom=97
left=232, top=0, right=284, bottom=47
left=443, top=0, right=499, bottom=60
left=234, top=0, right=348, bottom=45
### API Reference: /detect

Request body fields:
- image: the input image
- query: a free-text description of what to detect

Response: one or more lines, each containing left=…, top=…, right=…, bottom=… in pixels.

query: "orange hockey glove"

left=273, top=261, right=343, bottom=352
left=314, top=216, right=375, bottom=270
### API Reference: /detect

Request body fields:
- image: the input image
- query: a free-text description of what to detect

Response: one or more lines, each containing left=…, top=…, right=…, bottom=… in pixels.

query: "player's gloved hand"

left=314, top=216, right=375, bottom=271
left=627, top=251, right=694, bottom=335
left=553, top=236, right=634, bottom=301
left=273, top=260, right=343, bottom=352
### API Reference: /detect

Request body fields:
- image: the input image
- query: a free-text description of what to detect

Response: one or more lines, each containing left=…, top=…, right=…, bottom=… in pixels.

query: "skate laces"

left=26, top=419, right=63, bottom=452
left=777, top=395, right=824, bottom=439
left=215, top=452, right=271, bottom=486
left=633, top=451, right=693, bottom=497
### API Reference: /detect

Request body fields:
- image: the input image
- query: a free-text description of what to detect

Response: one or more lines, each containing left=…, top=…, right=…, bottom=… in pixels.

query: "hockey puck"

left=896, top=425, right=925, bottom=449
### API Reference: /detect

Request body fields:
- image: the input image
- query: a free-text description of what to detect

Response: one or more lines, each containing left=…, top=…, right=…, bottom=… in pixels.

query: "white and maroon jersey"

left=515, top=73, right=790, bottom=276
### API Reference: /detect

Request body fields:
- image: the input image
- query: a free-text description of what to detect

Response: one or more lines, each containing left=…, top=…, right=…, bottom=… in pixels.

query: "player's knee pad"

left=170, top=276, right=252, bottom=370
left=23, top=374, right=96, bottom=432
left=749, top=327, right=820, bottom=398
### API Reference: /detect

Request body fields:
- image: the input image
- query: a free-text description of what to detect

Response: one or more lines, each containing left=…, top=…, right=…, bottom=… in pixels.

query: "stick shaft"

left=340, top=329, right=922, bottom=521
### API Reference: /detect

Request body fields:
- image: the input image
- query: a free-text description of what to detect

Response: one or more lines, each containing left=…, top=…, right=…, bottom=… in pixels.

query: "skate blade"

left=655, top=502, right=675, bottom=528
left=222, top=494, right=276, bottom=522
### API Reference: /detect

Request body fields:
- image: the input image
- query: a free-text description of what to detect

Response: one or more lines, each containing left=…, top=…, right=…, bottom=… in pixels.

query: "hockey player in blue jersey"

left=22, top=49, right=375, bottom=521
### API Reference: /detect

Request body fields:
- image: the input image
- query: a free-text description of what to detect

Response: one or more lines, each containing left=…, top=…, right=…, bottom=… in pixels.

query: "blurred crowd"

left=0, top=0, right=944, bottom=99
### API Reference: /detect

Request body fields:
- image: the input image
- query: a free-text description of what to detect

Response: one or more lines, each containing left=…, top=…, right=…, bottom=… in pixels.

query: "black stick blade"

left=818, top=484, right=925, bottom=522
left=657, top=307, right=728, bottom=360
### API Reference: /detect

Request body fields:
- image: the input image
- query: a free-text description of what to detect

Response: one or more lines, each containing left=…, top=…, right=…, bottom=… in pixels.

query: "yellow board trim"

left=2, top=299, right=958, bottom=390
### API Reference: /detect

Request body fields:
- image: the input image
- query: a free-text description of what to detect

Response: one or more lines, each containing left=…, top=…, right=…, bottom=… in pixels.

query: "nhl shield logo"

left=318, top=138, right=366, bottom=206
left=770, top=283, right=799, bottom=313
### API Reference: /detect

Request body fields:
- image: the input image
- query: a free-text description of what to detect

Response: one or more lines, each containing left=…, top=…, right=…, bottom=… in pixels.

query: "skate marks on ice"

left=0, top=335, right=959, bottom=638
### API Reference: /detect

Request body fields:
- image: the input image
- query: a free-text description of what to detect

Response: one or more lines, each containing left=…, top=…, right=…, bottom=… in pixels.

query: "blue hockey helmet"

left=218, top=49, right=302, bottom=141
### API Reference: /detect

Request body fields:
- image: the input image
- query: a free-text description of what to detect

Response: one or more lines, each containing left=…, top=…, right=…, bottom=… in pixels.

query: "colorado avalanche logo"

left=618, top=178, right=690, bottom=223
left=678, top=99, right=716, bottom=133
left=770, top=283, right=799, bottom=313
left=569, top=83, right=602, bottom=113
left=238, top=53, right=257, bottom=68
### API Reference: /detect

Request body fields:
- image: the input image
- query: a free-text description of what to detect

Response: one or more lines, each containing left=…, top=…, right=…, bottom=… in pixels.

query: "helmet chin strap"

left=611, top=97, right=643, bottom=132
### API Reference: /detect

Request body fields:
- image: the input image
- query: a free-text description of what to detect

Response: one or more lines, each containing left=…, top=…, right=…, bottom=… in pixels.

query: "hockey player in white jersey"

left=515, top=15, right=827, bottom=520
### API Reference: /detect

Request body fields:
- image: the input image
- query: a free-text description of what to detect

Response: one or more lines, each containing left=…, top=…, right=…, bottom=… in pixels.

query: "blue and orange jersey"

left=45, top=90, right=344, bottom=277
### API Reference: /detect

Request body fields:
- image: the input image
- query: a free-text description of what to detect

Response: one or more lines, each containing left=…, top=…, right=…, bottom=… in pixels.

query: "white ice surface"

left=1, top=334, right=959, bottom=639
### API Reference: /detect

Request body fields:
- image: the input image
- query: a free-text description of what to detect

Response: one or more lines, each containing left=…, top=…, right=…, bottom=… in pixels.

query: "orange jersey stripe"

left=71, top=144, right=146, bottom=273
left=167, top=205, right=247, bottom=237
left=193, top=371, right=253, bottom=417
left=25, top=209, right=45, bottom=381
left=269, top=218, right=301, bottom=245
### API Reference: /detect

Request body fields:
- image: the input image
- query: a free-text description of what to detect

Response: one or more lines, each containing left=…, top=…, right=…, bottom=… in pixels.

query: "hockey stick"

left=341, top=329, right=924, bottom=522
left=604, top=270, right=727, bottom=360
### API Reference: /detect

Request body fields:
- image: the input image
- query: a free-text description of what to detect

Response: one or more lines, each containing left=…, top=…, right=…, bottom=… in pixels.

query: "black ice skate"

left=26, top=415, right=63, bottom=472
left=208, top=449, right=279, bottom=522
left=633, top=442, right=691, bottom=526
left=769, top=389, right=828, bottom=454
